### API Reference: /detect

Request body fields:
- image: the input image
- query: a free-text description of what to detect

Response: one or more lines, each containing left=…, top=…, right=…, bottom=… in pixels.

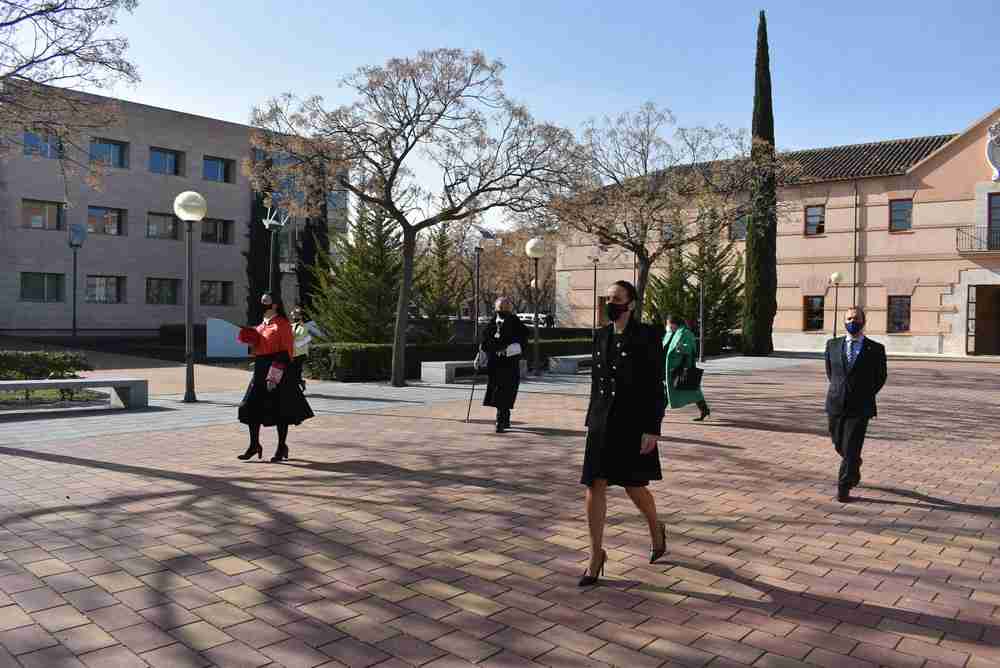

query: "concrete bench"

left=0, top=378, right=148, bottom=409
left=421, top=360, right=527, bottom=384
left=548, top=354, right=593, bottom=374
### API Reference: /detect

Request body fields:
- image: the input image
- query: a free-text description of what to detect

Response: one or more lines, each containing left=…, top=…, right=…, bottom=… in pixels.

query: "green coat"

left=664, top=326, right=705, bottom=408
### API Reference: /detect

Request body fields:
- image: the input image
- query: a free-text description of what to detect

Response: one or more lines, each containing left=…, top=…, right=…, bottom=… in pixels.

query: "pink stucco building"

left=555, top=107, right=1000, bottom=357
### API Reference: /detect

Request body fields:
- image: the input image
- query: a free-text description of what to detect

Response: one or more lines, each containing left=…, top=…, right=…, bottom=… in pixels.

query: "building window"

left=90, top=138, right=128, bottom=168
left=20, top=273, right=64, bottom=302
left=729, top=215, right=748, bottom=241
left=150, top=147, right=184, bottom=176
left=146, top=213, right=180, bottom=240
left=87, top=207, right=127, bottom=236
left=887, top=296, right=911, bottom=333
left=889, top=199, right=913, bottom=232
left=803, top=296, right=825, bottom=331
left=22, top=199, right=64, bottom=230
left=86, top=275, right=126, bottom=304
left=989, top=194, right=1000, bottom=250
left=146, top=278, right=181, bottom=305
left=201, top=219, right=233, bottom=244
left=23, top=131, right=62, bottom=159
left=203, top=156, right=235, bottom=183
left=805, top=205, right=825, bottom=236
left=201, top=281, right=233, bottom=306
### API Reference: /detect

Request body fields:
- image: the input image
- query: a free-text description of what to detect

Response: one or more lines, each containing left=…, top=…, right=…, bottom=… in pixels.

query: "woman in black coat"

left=579, top=280, right=667, bottom=586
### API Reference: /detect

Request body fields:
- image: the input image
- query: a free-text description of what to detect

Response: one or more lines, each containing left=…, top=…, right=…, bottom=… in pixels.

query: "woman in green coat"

left=663, top=314, right=711, bottom=421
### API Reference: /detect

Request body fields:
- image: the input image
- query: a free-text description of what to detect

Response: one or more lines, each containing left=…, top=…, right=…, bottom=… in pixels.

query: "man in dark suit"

left=477, top=297, right=529, bottom=433
left=825, top=306, right=888, bottom=502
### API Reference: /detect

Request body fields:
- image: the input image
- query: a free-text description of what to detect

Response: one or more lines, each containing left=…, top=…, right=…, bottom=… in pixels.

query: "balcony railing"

left=956, top=226, right=1000, bottom=253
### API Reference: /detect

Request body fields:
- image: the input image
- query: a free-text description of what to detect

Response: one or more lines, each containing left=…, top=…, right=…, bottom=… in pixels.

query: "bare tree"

left=248, top=48, right=576, bottom=386
left=0, top=0, right=140, bottom=187
left=548, top=102, right=793, bottom=317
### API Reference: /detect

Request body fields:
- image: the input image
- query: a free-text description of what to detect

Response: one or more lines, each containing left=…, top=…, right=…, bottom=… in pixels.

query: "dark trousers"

left=496, top=408, right=511, bottom=426
left=829, top=414, right=869, bottom=490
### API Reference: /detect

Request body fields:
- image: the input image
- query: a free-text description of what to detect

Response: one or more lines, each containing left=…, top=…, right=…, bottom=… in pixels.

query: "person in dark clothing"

left=236, top=294, right=314, bottom=462
left=477, top=297, right=529, bottom=433
left=825, top=306, right=887, bottom=502
left=579, top=281, right=667, bottom=586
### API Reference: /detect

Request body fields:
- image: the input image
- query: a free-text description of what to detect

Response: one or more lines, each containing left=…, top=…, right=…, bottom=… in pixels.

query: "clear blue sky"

left=107, top=0, right=999, bottom=151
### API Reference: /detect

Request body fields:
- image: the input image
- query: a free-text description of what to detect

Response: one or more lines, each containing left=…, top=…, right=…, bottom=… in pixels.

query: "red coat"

left=238, top=316, right=295, bottom=360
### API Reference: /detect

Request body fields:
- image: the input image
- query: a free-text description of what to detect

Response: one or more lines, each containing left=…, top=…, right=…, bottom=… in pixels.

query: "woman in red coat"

left=236, top=294, right=314, bottom=461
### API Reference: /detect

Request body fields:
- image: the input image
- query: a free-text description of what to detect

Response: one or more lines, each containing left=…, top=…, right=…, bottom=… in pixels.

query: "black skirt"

left=238, top=353, right=314, bottom=427
left=580, top=401, right=662, bottom=487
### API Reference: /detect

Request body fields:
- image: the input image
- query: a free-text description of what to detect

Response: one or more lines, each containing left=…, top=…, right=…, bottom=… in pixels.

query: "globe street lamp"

left=587, top=245, right=608, bottom=334
left=830, top=271, right=843, bottom=338
left=470, top=225, right=500, bottom=343
left=262, top=207, right=291, bottom=295
left=525, top=237, right=545, bottom=376
left=173, top=191, right=207, bottom=403
left=67, top=219, right=87, bottom=340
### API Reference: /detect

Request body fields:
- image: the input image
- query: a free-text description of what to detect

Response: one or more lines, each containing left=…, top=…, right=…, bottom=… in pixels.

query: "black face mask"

left=604, top=302, right=630, bottom=323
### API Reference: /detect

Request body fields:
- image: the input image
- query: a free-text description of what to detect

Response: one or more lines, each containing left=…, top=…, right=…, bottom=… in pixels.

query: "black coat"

left=238, top=352, right=315, bottom=427
left=824, top=336, right=887, bottom=418
left=581, top=320, right=666, bottom=487
left=480, top=314, right=529, bottom=409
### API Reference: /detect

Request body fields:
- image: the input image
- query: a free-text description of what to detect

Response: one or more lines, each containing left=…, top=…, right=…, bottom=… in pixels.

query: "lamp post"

left=67, top=222, right=87, bottom=340
left=173, top=191, right=207, bottom=404
left=470, top=226, right=499, bottom=343
left=525, top=237, right=545, bottom=375
left=588, top=245, right=607, bottom=334
left=830, top=272, right=843, bottom=338
left=262, top=207, right=291, bottom=295
left=698, top=277, right=705, bottom=364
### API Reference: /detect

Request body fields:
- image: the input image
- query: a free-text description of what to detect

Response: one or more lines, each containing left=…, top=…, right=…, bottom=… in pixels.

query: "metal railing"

left=956, top=226, right=1000, bottom=252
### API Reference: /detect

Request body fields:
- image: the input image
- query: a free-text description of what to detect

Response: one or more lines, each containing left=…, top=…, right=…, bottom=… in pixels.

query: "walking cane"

left=465, top=376, right=476, bottom=423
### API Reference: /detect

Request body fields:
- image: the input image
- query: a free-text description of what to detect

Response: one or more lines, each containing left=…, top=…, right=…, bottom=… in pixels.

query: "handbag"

left=265, top=363, right=285, bottom=389
left=672, top=353, right=703, bottom=391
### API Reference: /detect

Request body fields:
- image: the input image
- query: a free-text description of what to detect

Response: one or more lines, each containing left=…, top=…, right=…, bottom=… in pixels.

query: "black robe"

left=480, top=314, right=530, bottom=410
left=581, top=320, right=666, bottom=487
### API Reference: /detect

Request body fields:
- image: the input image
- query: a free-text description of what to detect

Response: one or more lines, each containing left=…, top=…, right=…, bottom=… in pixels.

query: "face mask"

left=845, top=321, right=863, bottom=335
left=605, top=302, right=630, bottom=323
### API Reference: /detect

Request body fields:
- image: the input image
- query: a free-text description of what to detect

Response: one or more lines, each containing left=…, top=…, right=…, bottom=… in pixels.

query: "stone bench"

left=548, top=354, right=593, bottom=374
left=421, top=360, right=528, bottom=384
left=0, top=378, right=148, bottom=409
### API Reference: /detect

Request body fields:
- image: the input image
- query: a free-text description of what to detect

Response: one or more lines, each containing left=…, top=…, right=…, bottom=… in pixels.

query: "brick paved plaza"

left=0, top=357, right=998, bottom=668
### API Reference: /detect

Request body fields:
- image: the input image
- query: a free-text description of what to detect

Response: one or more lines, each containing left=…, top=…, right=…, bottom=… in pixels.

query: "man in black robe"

left=476, top=297, right=529, bottom=433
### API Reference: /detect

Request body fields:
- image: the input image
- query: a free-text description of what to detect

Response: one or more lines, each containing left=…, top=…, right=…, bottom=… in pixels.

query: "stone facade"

left=0, top=93, right=346, bottom=335
left=556, top=107, right=1000, bottom=357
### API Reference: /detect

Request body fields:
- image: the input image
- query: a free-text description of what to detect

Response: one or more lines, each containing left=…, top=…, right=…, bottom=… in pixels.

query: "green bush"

left=307, top=339, right=593, bottom=382
left=0, top=351, right=93, bottom=380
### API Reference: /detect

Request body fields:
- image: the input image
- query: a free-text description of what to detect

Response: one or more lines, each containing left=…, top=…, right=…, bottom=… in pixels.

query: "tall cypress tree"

left=295, top=165, right=331, bottom=311
left=742, top=9, right=778, bottom=356
left=244, top=191, right=275, bottom=325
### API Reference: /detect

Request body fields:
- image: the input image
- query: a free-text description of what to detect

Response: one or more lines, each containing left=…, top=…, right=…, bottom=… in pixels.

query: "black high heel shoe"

left=649, top=523, right=667, bottom=564
left=269, top=444, right=289, bottom=463
left=578, top=549, right=607, bottom=587
left=237, top=444, right=262, bottom=460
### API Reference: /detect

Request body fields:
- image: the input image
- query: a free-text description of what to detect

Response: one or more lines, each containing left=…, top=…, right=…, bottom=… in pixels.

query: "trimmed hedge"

left=0, top=351, right=93, bottom=381
left=307, top=339, right=593, bottom=382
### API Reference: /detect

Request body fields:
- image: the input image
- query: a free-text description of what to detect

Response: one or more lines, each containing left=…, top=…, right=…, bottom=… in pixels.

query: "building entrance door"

left=968, top=285, right=1000, bottom=355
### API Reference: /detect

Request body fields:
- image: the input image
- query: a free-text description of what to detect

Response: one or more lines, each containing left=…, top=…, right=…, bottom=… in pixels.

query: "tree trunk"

left=634, top=255, right=652, bottom=323
left=391, top=228, right=417, bottom=387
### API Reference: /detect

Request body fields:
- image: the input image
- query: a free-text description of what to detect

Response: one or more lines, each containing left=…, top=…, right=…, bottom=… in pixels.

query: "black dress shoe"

left=836, top=491, right=853, bottom=503
left=495, top=424, right=506, bottom=434
left=692, top=408, right=711, bottom=422
left=649, top=523, right=667, bottom=564
left=237, top=444, right=262, bottom=460
left=578, top=549, right=607, bottom=587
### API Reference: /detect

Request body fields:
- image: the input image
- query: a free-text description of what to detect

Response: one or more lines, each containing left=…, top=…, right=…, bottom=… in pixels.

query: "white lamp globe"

left=525, top=237, right=545, bottom=258
left=830, top=271, right=843, bottom=284
left=173, top=191, right=207, bottom=222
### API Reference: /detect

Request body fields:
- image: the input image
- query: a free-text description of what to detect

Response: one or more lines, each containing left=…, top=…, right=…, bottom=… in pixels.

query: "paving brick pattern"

left=0, top=358, right=997, bottom=667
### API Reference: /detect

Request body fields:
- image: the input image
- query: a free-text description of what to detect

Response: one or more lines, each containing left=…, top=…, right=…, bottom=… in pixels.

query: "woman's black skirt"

left=580, top=403, right=661, bottom=487
left=238, top=354, right=314, bottom=427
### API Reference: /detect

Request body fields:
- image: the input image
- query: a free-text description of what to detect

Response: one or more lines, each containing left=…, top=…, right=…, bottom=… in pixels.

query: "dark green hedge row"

left=306, top=339, right=593, bottom=382
left=0, top=351, right=93, bottom=381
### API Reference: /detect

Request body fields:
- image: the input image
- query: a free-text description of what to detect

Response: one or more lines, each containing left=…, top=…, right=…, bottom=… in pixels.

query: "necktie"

left=847, top=340, right=858, bottom=367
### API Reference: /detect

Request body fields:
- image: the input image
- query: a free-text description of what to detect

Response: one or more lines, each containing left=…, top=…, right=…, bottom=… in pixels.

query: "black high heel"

left=238, top=444, right=262, bottom=460
left=693, top=407, right=711, bottom=422
left=269, top=444, right=289, bottom=463
left=649, top=523, right=667, bottom=564
left=578, top=549, right=607, bottom=587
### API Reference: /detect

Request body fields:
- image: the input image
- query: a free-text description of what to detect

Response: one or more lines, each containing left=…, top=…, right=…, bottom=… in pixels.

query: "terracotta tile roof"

left=787, top=133, right=957, bottom=182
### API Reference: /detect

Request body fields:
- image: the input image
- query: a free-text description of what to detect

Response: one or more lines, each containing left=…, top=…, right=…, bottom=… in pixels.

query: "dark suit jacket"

left=825, top=336, right=888, bottom=418
left=479, top=314, right=529, bottom=408
left=585, top=320, right=666, bottom=436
